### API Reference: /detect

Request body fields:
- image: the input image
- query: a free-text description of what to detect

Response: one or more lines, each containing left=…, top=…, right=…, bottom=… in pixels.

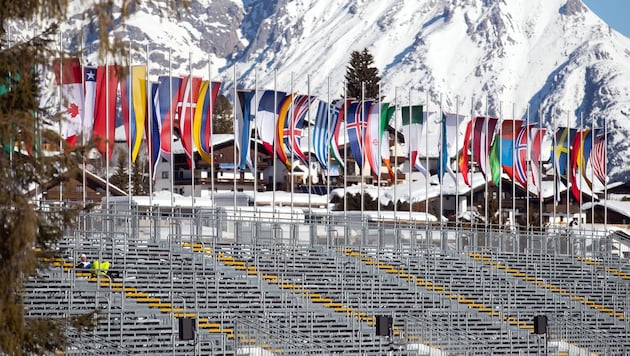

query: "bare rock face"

left=560, top=0, right=586, bottom=16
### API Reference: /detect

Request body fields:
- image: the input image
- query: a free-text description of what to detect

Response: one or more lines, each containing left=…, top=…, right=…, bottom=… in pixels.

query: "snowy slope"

left=59, top=0, right=630, bottom=181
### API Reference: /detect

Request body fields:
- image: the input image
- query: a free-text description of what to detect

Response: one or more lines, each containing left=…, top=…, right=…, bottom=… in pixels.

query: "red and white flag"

left=52, top=57, right=83, bottom=146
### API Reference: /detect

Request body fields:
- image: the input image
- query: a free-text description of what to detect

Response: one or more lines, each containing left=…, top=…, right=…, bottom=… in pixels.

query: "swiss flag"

left=52, top=58, right=83, bottom=147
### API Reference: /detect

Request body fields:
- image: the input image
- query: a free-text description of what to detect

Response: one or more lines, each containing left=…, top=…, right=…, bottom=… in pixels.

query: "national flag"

left=590, top=133, right=607, bottom=185
left=120, top=65, right=147, bottom=163
left=471, top=116, right=499, bottom=179
left=580, top=128, right=602, bottom=188
left=346, top=100, right=370, bottom=171
left=176, top=76, right=202, bottom=167
left=312, top=100, right=331, bottom=169
left=512, top=124, right=546, bottom=195
left=193, top=81, right=221, bottom=165
left=284, top=94, right=315, bottom=166
left=52, top=57, right=84, bottom=147
left=459, top=120, right=473, bottom=186
left=401, top=105, right=427, bottom=176
left=438, top=113, right=467, bottom=182
left=489, top=119, right=523, bottom=185
left=380, top=103, right=396, bottom=181
left=275, top=94, right=294, bottom=167
left=83, top=66, right=97, bottom=142
left=155, top=76, right=182, bottom=160
left=330, top=99, right=347, bottom=171
left=146, top=82, right=161, bottom=180
left=364, top=101, right=381, bottom=178
left=234, top=89, right=254, bottom=170
left=92, top=64, right=120, bottom=158
left=254, top=90, right=287, bottom=155
left=570, top=129, right=595, bottom=200
left=551, top=127, right=577, bottom=184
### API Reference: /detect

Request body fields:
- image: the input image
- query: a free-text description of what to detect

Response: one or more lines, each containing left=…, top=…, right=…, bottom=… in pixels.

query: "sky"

left=582, top=0, right=630, bottom=38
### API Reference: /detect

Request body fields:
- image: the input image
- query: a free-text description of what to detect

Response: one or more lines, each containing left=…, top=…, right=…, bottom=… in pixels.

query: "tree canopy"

left=343, top=48, right=381, bottom=100
left=0, top=1, right=183, bottom=354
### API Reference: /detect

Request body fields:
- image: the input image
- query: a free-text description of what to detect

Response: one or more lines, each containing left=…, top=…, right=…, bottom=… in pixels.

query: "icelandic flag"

left=346, top=100, right=370, bottom=171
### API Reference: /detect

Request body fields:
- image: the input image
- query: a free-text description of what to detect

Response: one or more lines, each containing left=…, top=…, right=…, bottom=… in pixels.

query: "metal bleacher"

left=24, top=205, right=630, bottom=355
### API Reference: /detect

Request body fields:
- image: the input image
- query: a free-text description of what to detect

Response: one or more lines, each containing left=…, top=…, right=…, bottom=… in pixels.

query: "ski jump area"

left=26, top=190, right=630, bottom=355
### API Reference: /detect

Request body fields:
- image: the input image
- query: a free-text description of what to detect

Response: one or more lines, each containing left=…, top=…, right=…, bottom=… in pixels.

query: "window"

left=161, top=171, right=169, bottom=179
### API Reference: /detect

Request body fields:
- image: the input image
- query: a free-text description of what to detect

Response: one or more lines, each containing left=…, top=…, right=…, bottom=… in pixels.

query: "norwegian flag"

left=52, top=57, right=83, bottom=147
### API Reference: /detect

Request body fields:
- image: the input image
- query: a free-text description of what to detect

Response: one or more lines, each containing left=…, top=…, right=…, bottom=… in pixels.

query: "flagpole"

left=407, top=88, right=412, bottom=227
left=603, top=117, right=607, bottom=233
left=425, top=91, right=429, bottom=243
left=253, top=66, right=257, bottom=211
left=209, top=55, right=215, bottom=205
left=484, top=97, right=489, bottom=243
left=579, top=112, right=583, bottom=234
left=498, top=101, right=503, bottom=237
left=147, top=45, right=153, bottom=207
left=58, top=33, right=64, bottom=203
left=377, top=82, right=381, bottom=223
left=393, top=87, right=398, bottom=225
left=512, top=103, right=516, bottom=238
left=272, top=69, right=277, bottom=218
left=360, top=82, right=365, bottom=221
left=538, top=108, right=542, bottom=232
left=455, top=95, right=460, bottom=249
left=81, top=32, right=87, bottom=207
left=128, top=41, right=133, bottom=205
left=290, top=72, right=295, bottom=216
left=233, top=65, right=237, bottom=212
left=470, top=96, right=475, bottom=249
left=307, top=74, right=312, bottom=216
left=590, top=114, right=594, bottom=236
left=326, top=76, right=331, bottom=221
left=343, top=81, right=348, bottom=226
left=566, top=112, right=570, bottom=229
left=552, top=112, right=557, bottom=231
left=526, top=104, right=530, bottom=235
left=439, top=93, right=444, bottom=245
left=105, top=53, right=110, bottom=210
left=189, top=52, right=196, bottom=209
left=169, top=49, right=174, bottom=209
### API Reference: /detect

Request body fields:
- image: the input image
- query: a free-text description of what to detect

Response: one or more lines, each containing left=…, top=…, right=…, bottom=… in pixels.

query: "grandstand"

left=25, top=203, right=630, bottom=355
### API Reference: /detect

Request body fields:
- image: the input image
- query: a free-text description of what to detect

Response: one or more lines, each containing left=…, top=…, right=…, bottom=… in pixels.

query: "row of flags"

left=51, top=57, right=607, bottom=202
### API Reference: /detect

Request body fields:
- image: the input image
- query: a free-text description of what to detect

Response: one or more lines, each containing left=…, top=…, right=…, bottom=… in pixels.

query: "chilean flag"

left=52, top=57, right=83, bottom=147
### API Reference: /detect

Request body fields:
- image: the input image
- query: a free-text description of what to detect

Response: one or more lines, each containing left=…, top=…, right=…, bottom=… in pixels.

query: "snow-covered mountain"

left=60, top=0, right=630, bottom=181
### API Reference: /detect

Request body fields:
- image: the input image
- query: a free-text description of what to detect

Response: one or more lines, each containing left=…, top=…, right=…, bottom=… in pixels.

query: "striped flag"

left=146, top=82, right=161, bottom=180
left=364, top=101, right=381, bottom=178
left=177, top=76, right=202, bottom=167
left=380, top=104, right=396, bottom=181
left=254, top=90, right=287, bottom=155
left=312, top=100, right=331, bottom=169
left=472, top=116, right=499, bottom=179
left=234, top=89, right=254, bottom=170
left=330, top=100, right=347, bottom=171
left=120, top=65, right=147, bottom=162
left=193, top=81, right=221, bottom=165
left=590, top=133, right=607, bottom=185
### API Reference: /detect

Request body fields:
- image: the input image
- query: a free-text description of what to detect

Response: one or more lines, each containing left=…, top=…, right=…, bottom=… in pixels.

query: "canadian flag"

left=52, top=58, right=83, bottom=146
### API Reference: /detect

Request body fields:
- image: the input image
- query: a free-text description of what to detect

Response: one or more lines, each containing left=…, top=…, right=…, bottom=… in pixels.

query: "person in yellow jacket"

left=90, top=260, right=111, bottom=276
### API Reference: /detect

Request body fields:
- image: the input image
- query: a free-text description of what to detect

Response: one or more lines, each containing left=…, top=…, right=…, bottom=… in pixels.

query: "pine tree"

left=110, top=148, right=129, bottom=192
left=343, top=48, right=381, bottom=100
left=0, top=2, right=183, bottom=354
left=213, top=94, right=233, bottom=134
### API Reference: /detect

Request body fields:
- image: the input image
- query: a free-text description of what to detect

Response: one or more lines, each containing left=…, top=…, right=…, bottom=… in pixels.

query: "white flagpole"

left=512, top=103, right=516, bottom=235
left=290, top=72, right=295, bottom=215
left=484, top=97, right=489, bottom=238
left=209, top=55, right=215, bottom=205
left=407, top=88, right=412, bottom=226
left=552, top=111, right=557, bottom=230
left=360, top=82, right=365, bottom=218
left=498, top=101, right=503, bottom=234
left=105, top=54, right=110, bottom=209
left=439, top=93, right=443, bottom=236
left=253, top=66, right=257, bottom=210
left=81, top=32, right=87, bottom=207
left=538, top=108, right=542, bottom=231
left=526, top=104, right=530, bottom=234
left=59, top=33, right=64, bottom=203
left=579, top=112, right=583, bottom=233
left=189, top=52, right=195, bottom=209
left=377, top=83, right=382, bottom=221
left=233, top=65, right=237, bottom=211
left=169, top=49, right=174, bottom=209
left=326, top=76, right=334, bottom=216
left=425, top=91, right=429, bottom=241
left=590, top=114, right=594, bottom=235
left=307, top=75, right=312, bottom=214
left=272, top=70, right=277, bottom=217
left=128, top=42, right=133, bottom=205
left=343, top=81, right=348, bottom=222
left=393, top=87, right=398, bottom=222
left=603, top=117, right=608, bottom=232
left=147, top=45, right=153, bottom=207
left=566, top=112, right=570, bottom=226
left=470, top=96, right=475, bottom=247
left=455, top=95, right=460, bottom=245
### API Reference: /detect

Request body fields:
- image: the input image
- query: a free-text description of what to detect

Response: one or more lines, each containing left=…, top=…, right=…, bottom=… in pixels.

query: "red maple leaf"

left=67, top=103, right=79, bottom=118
